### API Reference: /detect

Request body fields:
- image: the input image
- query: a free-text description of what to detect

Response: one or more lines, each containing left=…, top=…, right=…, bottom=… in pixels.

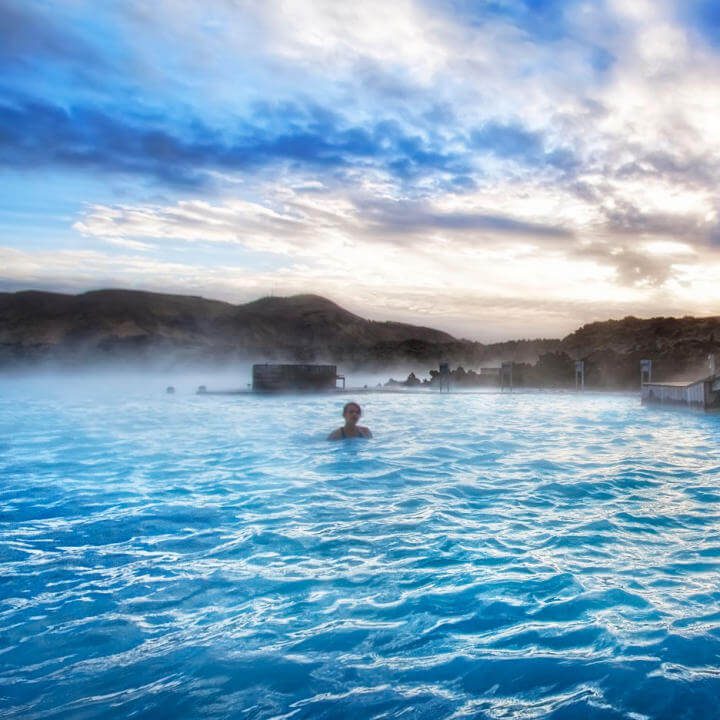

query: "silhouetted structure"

left=500, top=361, right=513, bottom=392
left=575, top=360, right=585, bottom=391
left=640, top=359, right=652, bottom=386
left=642, top=378, right=719, bottom=410
left=641, top=354, right=719, bottom=410
left=438, top=362, right=451, bottom=392
left=252, top=363, right=344, bottom=392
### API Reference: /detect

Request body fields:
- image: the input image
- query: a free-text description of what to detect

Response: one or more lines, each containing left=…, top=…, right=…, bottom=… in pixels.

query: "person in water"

left=327, top=401, right=372, bottom=440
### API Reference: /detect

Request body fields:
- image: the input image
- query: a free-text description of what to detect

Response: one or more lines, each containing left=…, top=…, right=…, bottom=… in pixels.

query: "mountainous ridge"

left=0, top=289, right=461, bottom=367
left=1, top=289, right=719, bottom=385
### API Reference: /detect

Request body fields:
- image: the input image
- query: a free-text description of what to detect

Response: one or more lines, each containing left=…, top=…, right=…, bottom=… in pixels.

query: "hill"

left=0, top=289, right=470, bottom=367
left=557, top=315, right=720, bottom=386
left=1, top=290, right=718, bottom=385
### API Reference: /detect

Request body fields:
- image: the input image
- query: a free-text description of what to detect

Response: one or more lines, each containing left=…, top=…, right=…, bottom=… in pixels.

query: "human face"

left=343, top=404, right=361, bottom=426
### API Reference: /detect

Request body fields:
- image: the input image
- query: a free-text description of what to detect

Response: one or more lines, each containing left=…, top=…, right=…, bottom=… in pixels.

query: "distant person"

left=327, top=401, right=372, bottom=440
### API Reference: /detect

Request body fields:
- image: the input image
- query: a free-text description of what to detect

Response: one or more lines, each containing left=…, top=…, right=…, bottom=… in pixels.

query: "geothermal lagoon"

left=2, top=377, right=720, bottom=719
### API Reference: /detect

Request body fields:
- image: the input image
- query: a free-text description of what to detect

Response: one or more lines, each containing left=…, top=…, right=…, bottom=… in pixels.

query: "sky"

left=2, top=0, right=720, bottom=341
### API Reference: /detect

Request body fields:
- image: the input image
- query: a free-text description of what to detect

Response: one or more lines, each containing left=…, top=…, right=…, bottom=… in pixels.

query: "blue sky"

left=2, top=0, right=720, bottom=340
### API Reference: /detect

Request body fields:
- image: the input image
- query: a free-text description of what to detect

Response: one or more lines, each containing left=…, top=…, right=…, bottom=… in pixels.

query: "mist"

left=0, top=360, right=439, bottom=400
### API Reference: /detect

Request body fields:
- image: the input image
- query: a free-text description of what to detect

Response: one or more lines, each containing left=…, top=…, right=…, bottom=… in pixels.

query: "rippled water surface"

left=2, top=377, right=720, bottom=719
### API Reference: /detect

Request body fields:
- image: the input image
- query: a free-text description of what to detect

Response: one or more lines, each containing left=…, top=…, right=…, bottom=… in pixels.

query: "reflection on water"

left=1, top=378, right=720, bottom=719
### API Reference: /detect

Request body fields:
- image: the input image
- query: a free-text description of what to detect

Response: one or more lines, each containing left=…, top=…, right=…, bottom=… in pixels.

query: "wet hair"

left=342, top=401, right=362, bottom=415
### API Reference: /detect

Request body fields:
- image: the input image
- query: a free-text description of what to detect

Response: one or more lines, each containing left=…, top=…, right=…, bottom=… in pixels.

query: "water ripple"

left=2, top=381, right=720, bottom=719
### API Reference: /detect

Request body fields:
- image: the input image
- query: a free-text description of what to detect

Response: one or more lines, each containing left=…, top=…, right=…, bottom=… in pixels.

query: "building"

left=252, top=363, right=344, bottom=392
left=640, top=354, right=720, bottom=410
left=641, top=376, right=720, bottom=410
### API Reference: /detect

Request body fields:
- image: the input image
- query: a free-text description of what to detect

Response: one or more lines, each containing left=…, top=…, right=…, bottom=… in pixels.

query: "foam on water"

left=2, top=378, right=720, bottom=719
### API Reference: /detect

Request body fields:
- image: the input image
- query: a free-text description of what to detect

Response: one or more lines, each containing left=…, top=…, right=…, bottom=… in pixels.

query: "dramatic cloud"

left=2, top=0, right=720, bottom=338
left=0, top=96, right=473, bottom=187
left=0, top=1, right=103, bottom=69
left=66, top=186, right=720, bottom=338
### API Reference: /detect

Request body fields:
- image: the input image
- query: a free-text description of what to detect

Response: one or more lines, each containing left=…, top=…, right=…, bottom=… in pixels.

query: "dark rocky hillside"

left=0, top=289, right=466, bottom=367
left=1, top=290, right=718, bottom=386
left=558, top=315, right=720, bottom=386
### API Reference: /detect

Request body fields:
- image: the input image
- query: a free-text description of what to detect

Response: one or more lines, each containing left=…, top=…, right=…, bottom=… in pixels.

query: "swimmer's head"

left=342, top=401, right=362, bottom=425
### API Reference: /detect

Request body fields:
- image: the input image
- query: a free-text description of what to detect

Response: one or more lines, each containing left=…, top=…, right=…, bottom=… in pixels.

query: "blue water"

left=2, top=378, right=720, bottom=719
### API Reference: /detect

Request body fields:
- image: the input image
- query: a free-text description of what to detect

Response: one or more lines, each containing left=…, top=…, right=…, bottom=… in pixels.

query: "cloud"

left=3, top=0, right=720, bottom=339
left=0, top=245, right=277, bottom=305
left=0, top=1, right=104, bottom=69
left=680, top=0, right=720, bottom=47
left=67, top=184, right=717, bottom=310
left=0, top=98, right=198, bottom=186
left=425, top=0, right=586, bottom=42
left=0, top=0, right=612, bottom=193
left=356, top=197, right=572, bottom=237
left=2, top=240, right=719, bottom=342
left=72, top=187, right=575, bottom=261
left=67, top=163, right=720, bottom=301
left=72, top=198, right=325, bottom=254
left=0, top=95, right=475, bottom=189
left=469, top=121, right=579, bottom=172
left=600, top=198, right=716, bottom=240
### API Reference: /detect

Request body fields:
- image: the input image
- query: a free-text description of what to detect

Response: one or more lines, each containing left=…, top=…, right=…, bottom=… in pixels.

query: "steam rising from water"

left=2, top=377, right=720, bottom=719
left=0, top=364, right=427, bottom=396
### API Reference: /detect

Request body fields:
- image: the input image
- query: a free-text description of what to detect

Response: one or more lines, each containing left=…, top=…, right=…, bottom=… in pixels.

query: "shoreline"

left=194, top=385, right=643, bottom=397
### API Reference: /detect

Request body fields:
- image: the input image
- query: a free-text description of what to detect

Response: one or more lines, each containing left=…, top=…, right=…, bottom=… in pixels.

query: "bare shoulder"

left=327, top=428, right=343, bottom=441
left=360, top=426, right=373, bottom=438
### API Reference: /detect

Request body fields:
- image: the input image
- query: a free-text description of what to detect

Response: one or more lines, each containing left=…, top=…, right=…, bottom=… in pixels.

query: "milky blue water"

left=2, top=377, right=720, bottom=720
